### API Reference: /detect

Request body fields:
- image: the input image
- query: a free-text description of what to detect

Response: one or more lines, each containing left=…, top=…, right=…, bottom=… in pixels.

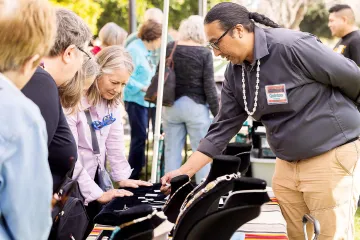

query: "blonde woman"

left=162, top=15, right=219, bottom=184
left=92, top=22, right=128, bottom=55
left=66, top=46, right=151, bottom=238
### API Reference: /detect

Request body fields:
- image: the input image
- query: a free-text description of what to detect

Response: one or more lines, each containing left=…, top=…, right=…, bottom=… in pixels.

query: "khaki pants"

left=272, top=140, right=360, bottom=240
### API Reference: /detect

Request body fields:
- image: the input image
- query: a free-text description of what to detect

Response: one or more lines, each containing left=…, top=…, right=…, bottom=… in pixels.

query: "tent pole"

left=150, top=0, right=170, bottom=183
left=129, top=0, right=136, bottom=33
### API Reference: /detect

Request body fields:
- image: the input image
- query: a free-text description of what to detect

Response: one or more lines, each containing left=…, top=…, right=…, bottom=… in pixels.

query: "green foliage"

left=51, top=0, right=232, bottom=36
left=96, top=0, right=130, bottom=34
left=164, top=0, right=198, bottom=30
left=300, top=3, right=331, bottom=39
left=50, top=0, right=103, bottom=34
left=97, top=0, right=198, bottom=32
left=146, top=0, right=230, bottom=30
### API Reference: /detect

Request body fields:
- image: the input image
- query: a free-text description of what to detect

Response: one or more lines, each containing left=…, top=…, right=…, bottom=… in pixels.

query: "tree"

left=96, top=0, right=129, bottom=34
left=97, top=0, right=196, bottom=34
left=50, top=0, right=103, bottom=34
left=300, top=3, right=331, bottom=38
left=97, top=0, right=231, bottom=35
left=234, top=0, right=318, bottom=30
left=51, top=0, right=232, bottom=35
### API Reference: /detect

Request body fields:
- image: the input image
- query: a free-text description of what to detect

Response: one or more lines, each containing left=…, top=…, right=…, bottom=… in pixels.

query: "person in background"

left=329, top=4, right=360, bottom=65
left=162, top=2, right=360, bottom=239
left=169, top=28, right=180, bottom=41
left=66, top=46, right=151, bottom=238
left=82, top=57, right=100, bottom=92
left=22, top=8, right=93, bottom=193
left=162, top=16, right=219, bottom=184
left=124, top=20, right=162, bottom=180
left=0, top=0, right=56, bottom=239
left=125, top=8, right=173, bottom=68
left=125, top=8, right=172, bottom=166
left=61, top=57, right=99, bottom=115
left=91, top=22, right=128, bottom=55
left=329, top=3, right=360, bottom=206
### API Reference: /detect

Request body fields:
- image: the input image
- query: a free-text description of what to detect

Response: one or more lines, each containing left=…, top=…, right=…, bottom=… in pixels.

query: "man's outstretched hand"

left=160, top=169, right=183, bottom=195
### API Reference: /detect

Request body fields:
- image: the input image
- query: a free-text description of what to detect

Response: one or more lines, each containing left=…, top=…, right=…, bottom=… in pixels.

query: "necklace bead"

left=242, top=60, right=260, bottom=116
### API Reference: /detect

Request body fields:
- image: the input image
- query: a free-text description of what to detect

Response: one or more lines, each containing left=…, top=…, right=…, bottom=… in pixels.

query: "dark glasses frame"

left=208, top=26, right=235, bottom=50
left=76, top=46, right=92, bottom=61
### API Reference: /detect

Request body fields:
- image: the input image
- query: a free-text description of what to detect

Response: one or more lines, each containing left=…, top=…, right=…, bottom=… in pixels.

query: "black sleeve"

left=290, top=35, right=360, bottom=105
left=349, top=39, right=360, bottom=66
left=203, top=50, right=219, bottom=116
left=22, top=68, right=60, bottom=146
left=197, top=64, right=247, bottom=157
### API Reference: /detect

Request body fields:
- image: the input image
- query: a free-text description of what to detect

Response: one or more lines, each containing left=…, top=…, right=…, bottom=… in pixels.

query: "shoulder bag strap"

left=167, top=41, right=178, bottom=68
left=169, top=41, right=178, bottom=60
left=84, top=109, right=101, bottom=155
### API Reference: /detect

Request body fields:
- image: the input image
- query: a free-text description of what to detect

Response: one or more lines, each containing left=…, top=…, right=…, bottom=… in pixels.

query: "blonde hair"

left=60, top=57, right=100, bottom=114
left=49, top=8, right=92, bottom=57
left=0, top=0, right=56, bottom=72
left=99, top=22, right=128, bottom=47
left=87, top=46, right=134, bottom=107
left=178, top=15, right=206, bottom=45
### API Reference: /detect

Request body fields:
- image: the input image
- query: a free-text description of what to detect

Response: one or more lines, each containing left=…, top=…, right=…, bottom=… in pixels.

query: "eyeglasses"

left=91, top=113, right=116, bottom=130
left=208, top=26, right=235, bottom=50
left=76, top=46, right=92, bottom=61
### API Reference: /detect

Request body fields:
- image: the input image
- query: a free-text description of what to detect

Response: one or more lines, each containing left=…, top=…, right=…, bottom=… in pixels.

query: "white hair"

left=144, top=8, right=163, bottom=23
left=99, top=22, right=128, bottom=47
left=178, top=15, right=206, bottom=45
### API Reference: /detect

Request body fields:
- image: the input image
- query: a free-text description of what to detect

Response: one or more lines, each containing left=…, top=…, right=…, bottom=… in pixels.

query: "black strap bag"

left=84, top=109, right=114, bottom=191
left=49, top=160, right=89, bottom=240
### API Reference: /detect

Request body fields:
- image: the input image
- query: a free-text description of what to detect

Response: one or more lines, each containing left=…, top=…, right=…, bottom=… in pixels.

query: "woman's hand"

left=97, top=189, right=133, bottom=204
left=118, top=179, right=153, bottom=188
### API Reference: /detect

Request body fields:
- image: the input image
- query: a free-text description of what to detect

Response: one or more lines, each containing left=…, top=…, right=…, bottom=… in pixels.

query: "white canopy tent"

left=148, top=0, right=208, bottom=183
left=150, top=0, right=170, bottom=183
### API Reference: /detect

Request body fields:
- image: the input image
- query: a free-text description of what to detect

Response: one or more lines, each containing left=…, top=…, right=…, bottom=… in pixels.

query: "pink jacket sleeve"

left=66, top=112, right=103, bottom=205
left=106, top=106, right=132, bottom=182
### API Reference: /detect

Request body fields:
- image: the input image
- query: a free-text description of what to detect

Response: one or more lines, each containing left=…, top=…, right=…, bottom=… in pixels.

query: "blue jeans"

left=125, top=101, right=155, bottom=179
left=162, top=96, right=211, bottom=183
